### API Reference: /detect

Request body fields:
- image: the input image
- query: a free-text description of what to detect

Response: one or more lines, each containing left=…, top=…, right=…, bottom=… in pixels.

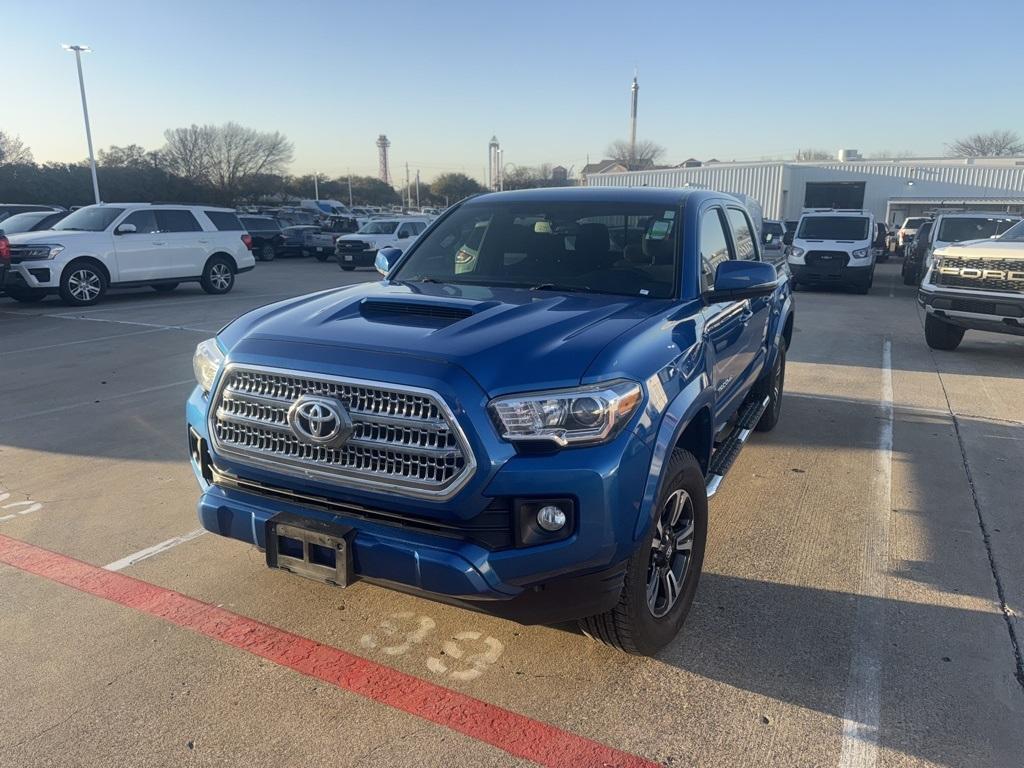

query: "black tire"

left=877, top=250, right=888, bottom=263
left=579, top=449, right=707, bottom=655
left=315, top=252, right=329, bottom=262
left=901, top=261, right=917, bottom=285
left=924, top=314, right=965, bottom=351
left=201, top=256, right=235, bottom=295
left=258, top=244, right=276, bottom=262
left=854, top=271, right=873, bottom=294
left=340, top=264, right=355, bottom=271
left=789, top=279, right=800, bottom=292
left=59, top=260, right=107, bottom=306
left=6, top=288, right=47, bottom=303
left=753, top=345, right=785, bottom=432
left=152, top=283, right=178, bottom=293
left=300, top=249, right=310, bottom=258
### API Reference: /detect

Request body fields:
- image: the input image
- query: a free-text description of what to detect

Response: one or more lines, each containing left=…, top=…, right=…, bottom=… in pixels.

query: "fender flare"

left=632, top=374, right=716, bottom=541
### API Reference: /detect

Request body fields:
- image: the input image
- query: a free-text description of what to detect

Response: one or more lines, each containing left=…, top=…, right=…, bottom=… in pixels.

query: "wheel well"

left=674, top=407, right=712, bottom=476
left=782, top=312, right=794, bottom=350
left=205, top=252, right=237, bottom=272
left=63, top=256, right=110, bottom=285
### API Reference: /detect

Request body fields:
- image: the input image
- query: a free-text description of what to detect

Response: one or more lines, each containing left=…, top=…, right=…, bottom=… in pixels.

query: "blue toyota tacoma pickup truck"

left=187, top=188, right=794, bottom=655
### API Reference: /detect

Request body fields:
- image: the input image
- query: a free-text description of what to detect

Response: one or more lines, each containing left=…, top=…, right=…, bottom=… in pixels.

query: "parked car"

left=895, top=216, right=929, bottom=255
left=0, top=204, right=64, bottom=224
left=0, top=209, right=69, bottom=234
left=239, top=215, right=285, bottom=262
left=760, top=220, right=785, bottom=262
left=901, top=220, right=934, bottom=285
left=185, top=187, right=794, bottom=655
left=335, top=217, right=431, bottom=271
left=304, top=229, right=340, bottom=261
left=918, top=217, right=1024, bottom=349
left=278, top=225, right=322, bottom=257
left=1, top=203, right=255, bottom=306
left=786, top=209, right=876, bottom=293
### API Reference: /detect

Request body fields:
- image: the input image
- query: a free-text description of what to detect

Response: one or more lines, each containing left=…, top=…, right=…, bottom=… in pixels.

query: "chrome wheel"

left=210, top=263, right=232, bottom=290
left=69, top=269, right=101, bottom=302
left=646, top=488, right=696, bottom=618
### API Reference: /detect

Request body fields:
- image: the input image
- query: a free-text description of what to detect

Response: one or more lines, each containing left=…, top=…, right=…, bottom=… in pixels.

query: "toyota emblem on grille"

left=287, top=395, right=353, bottom=448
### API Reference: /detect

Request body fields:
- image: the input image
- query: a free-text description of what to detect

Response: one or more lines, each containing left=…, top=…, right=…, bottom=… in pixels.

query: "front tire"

left=59, top=261, right=107, bottom=306
left=924, top=314, right=965, bottom=351
left=579, top=449, right=707, bottom=655
left=201, top=256, right=235, bottom=295
left=901, top=261, right=917, bottom=285
left=854, top=270, right=873, bottom=294
left=340, top=264, right=355, bottom=271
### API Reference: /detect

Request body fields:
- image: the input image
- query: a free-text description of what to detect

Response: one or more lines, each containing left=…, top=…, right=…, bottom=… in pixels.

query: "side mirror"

left=115, top=223, right=137, bottom=235
left=782, top=231, right=794, bottom=246
left=374, top=246, right=403, bottom=277
left=763, top=232, right=774, bottom=244
left=706, top=260, right=779, bottom=302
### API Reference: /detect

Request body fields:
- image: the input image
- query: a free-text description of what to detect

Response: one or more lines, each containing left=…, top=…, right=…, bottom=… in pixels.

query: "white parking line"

left=1, top=327, right=166, bottom=355
left=43, top=314, right=216, bottom=333
left=1, top=379, right=195, bottom=423
left=837, top=338, right=893, bottom=768
left=103, top=528, right=207, bottom=572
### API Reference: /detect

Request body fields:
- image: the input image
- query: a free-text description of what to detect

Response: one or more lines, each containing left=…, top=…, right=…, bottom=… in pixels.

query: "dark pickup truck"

left=186, top=188, right=794, bottom=655
left=239, top=216, right=285, bottom=262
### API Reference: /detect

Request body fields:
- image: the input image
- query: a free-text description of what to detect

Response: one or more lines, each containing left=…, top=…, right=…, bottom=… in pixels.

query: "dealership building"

left=584, top=154, right=1024, bottom=225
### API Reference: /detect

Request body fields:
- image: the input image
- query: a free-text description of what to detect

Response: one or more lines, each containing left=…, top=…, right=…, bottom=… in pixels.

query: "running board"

left=705, top=396, right=769, bottom=498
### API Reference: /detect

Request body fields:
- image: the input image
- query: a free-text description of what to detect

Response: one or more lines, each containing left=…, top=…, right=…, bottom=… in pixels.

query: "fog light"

left=536, top=505, right=566, bottom=531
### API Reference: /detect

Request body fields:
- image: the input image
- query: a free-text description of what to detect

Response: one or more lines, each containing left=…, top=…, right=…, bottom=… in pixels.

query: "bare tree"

left=606, top=139, right=665, bottom=170
left=98, top=144, right=150, bottom=167
left=948, top=130, right=1024, bottom=158
left=0, top=131, right=33, bottom=165
left=795, top=148, right=833, bottom=162
left=161, top=124, right=216, bottom=181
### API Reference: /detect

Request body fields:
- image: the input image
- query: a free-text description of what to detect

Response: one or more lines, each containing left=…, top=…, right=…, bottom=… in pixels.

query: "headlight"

left=852, top=248, right=868, bottom=258
left=489, top=380, right=643, bottom=447
left=193, top=338, right=225, bottom=394
left=19, top=244, right=63, bottom=260
left=788, top=246, right=805, bottom=260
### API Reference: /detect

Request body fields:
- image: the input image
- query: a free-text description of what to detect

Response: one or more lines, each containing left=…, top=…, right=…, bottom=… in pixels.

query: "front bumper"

left=918, top=283, right=1024, bottom=337
left=790, top=261, right=871, bottom=286
left=2, top=262, right=58, bottom=290
left=186, top=383, right=653, bottom=624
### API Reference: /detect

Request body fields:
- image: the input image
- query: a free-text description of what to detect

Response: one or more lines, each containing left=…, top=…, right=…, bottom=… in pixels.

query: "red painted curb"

left=0, top=534, right=659, bottom=768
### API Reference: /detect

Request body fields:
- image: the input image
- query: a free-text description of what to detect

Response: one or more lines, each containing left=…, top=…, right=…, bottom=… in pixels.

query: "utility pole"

left=415, top=170, right=420, bottom=208
left=629, top=71, right=639, bottom=170
left=62, top=44, right=100, bottom=204
left=405, top=162, right=411, bottom=208
left=313, top=171, right=319, bottom=201
left=347, top=170, right=353, bottom=207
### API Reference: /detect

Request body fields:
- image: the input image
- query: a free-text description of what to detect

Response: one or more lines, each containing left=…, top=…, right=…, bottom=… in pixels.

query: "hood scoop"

left=359, top=298, right=474, bottom=326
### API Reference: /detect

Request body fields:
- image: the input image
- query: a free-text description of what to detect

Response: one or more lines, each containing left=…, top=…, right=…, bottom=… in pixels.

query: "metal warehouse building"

left=585, top=156, right=1024, bottom=225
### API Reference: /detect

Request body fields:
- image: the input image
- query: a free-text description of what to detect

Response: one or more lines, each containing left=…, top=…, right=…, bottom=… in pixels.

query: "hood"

left=935, top=239, right=1024, bottom=260
left=7, top=229, right=92, bottom=244
left=221, top=281, right=668, bottom=395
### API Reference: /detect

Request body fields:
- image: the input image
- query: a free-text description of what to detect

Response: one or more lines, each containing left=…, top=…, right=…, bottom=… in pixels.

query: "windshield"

left=763, top=222, right=783, bottom=236
left=936, top=216, right=1019, bottom=243
left=902, top=217, right=928, bottom=229
left=53, top=206, right=125, bottom=232
left=998, top=219, right=1024, bottom=241
left=359, top=221, right=399, bottom=234
left=0, top=211, right=52, bottom=233
left=797, top=216, right=869, bottom=240
left=392, top=200, right=681, bottom=298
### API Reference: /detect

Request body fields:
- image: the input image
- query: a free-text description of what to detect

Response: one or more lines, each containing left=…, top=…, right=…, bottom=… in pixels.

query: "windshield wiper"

left=411, top=277, right=445, bottom=284
left=529, top=283, right=590, bottom=293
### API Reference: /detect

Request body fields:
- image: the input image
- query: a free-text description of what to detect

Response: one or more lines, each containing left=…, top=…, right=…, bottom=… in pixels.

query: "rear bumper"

left=918, top=284, right=1024, bottom=336
left=336, top=248, right=377, bottom=267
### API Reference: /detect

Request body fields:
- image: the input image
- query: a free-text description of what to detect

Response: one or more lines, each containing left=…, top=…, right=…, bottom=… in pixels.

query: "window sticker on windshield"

left=649, top=220, right=671, bottom=240
left=639, top=288, right=650, bottom=296
left=664, top=210, right=675, bottom=220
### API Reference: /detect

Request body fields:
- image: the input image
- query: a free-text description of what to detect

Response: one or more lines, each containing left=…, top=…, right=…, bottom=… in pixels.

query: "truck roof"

left=467, top=186, right=716, bottom=206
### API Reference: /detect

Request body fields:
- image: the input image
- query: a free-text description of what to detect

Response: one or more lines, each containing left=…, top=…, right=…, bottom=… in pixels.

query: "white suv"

left=2, top=203, right=256, bottom=306
left=787, top=209, right=876, bottom=293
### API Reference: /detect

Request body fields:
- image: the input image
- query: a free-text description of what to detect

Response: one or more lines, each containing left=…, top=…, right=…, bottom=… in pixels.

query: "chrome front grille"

left=209, top=365, right=475, bottom=499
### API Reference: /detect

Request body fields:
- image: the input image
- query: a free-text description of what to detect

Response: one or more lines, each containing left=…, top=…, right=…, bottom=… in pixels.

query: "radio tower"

left=376, top=134, right=391, bottom=184
left=628, top=72, right=639, bottom=170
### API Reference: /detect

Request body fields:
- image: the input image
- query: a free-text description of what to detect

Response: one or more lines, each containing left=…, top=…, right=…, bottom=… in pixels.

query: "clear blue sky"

left=5, top=0, right=1022, bottom=183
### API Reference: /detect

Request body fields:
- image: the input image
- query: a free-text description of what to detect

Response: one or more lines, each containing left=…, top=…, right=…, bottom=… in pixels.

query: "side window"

left=726, top=208, right=758, bottom=261
left=121, top=210, right=158, bottom=234
left=398, top=223, right=418, bottom=238
left=156, top=209, right=202, bottom=233
left=700, top=208, right=733, bottom=291
left=205, top=211, right=244, bottom=231
left=412, top=222, right=427, bottom=235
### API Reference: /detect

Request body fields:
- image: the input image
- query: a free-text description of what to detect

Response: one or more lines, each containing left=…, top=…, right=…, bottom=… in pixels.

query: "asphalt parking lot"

left=2, top=259, right=1023, bottom=768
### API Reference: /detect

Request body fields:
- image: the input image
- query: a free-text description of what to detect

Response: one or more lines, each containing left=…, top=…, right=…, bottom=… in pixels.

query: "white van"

left=787, top=209, right=876, bottom=293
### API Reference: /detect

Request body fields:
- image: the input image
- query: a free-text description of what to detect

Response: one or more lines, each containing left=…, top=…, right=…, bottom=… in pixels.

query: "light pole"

left=62, top=44, right=100, bottom=205
left=313, top=171, right=319, bottom=201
